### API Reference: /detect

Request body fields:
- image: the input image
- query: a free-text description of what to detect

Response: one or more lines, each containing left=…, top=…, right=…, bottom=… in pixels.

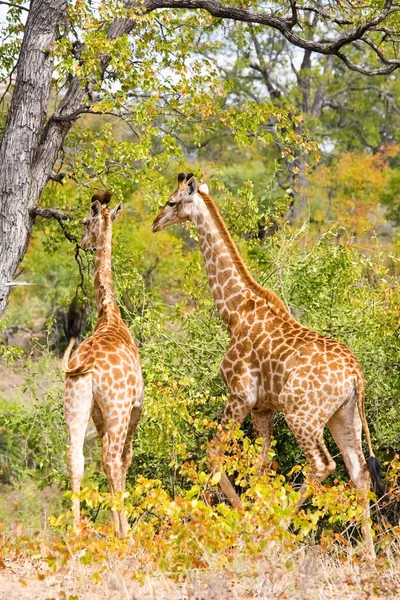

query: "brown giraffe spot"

left=112, top=367, right=123, bottom=379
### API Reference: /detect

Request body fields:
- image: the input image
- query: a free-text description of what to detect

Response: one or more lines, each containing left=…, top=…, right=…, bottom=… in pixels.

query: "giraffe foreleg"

left=207, top=394, right=254, bottom=509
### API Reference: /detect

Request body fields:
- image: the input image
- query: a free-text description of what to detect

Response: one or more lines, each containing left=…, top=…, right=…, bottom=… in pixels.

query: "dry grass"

left=1, top=544, right=400, bottom=600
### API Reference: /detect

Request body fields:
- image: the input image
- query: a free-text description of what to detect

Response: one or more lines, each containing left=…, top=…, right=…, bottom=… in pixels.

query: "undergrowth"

left=2, top=437, right=400, bottom=584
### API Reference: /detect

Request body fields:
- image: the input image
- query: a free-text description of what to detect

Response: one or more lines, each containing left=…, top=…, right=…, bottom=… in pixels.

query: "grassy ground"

left=1, top=545, right=400, bottom=599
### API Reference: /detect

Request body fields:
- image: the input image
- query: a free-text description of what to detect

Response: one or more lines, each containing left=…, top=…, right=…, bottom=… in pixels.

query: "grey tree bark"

left=0, top=0, right=68, bottom=314
left=0, top=1, right=136, bottom=317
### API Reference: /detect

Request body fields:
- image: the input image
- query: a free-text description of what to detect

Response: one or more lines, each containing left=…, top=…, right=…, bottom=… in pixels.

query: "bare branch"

left=249, top=28, right=282, bottom=100
left=49, top=170, right=66, bottom=183
left=336, top=48, right=399, bottom=76
left=311, top=54, right=335, bottom=118
left=299, top=5, right=353, bottom=26
left=288, top=0, right=298, bottom=28
left=30, top=206, right=78, bottom=244
left=0, top=1, right=29, bottom=11
left=30, top=206, right=71, bottom=221
left=51, top=108, right=91, bottom=122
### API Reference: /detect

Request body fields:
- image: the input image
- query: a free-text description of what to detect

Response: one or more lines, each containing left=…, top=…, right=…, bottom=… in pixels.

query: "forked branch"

left=30, top=207, right=77, bottom=244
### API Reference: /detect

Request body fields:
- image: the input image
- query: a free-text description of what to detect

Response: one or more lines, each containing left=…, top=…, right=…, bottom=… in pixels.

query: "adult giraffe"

left=63, top=191, right=144, bottom=537
left=152, top=173, right=385, bottom=557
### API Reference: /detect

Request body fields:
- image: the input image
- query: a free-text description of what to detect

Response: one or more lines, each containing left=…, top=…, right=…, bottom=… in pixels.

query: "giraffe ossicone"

left=63, top=190, right=144, bottom=538
left=152, top=173, right=385, bottom=558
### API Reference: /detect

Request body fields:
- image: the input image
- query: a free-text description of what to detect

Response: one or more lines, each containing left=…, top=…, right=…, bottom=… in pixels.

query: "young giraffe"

left=152, top=173, right=385, bottom=557
left=63, top=191, right=144, bottom=537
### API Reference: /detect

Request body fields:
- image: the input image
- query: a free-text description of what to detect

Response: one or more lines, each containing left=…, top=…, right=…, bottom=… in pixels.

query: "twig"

left=30, top=206, right=77, bottom=244
left=74, top=245, right=87, bottom=296
left=0, top=1, right=29, bottom=11
left=49, top=171, right=66, bottom=183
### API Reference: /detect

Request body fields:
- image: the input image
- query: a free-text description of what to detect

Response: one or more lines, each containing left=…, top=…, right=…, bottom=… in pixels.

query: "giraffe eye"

left=168, top=201, right=176, bottom=207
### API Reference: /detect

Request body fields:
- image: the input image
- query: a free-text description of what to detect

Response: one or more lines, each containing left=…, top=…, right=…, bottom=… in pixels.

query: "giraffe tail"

left=60, top=337, right=77, bottom=371
left=355, top=374, right=386, bottom=498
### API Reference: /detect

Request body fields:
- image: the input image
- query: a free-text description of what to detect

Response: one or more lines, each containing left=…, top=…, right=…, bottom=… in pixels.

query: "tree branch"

left=49, top=170, right=66, bottom=183
left=288, top=0, right=298, bottom=28
left=143, top=0, right=400, bottom=75
left=30, top=206, right=71, bottom=221
left=30, top=206, right=78, bottom=243
left=30, top=11, right=140, bottom=200
left=0, top=1, right=29, bottom=11
left=299, top=5, right=353, bottom=27
left=249, top=28, right=282, bottom=100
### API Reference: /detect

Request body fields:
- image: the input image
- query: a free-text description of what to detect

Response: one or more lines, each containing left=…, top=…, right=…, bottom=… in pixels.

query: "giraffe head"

left=80, top=190, right=123, bottom=249
left=152, top=173, right=209, bottom=232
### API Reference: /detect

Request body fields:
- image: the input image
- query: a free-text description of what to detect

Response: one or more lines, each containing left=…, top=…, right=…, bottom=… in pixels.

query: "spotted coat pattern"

left=63, top=194, right=143, bottom=537
left=152, top=174, right=376, bottom=556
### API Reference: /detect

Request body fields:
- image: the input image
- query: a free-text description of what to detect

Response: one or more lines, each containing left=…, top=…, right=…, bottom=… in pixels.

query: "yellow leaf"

left=210, top=472, right=221, bottom=485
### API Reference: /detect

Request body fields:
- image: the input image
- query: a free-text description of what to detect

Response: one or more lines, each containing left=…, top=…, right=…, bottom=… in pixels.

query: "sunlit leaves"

left=304, top=146, right=399, bottom=235
left=2, top=453, right=385, bottom=582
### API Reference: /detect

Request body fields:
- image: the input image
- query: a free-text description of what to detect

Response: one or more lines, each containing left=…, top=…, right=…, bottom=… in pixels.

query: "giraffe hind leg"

left=284, top=406, right=337, bottom=507
left=92, top=402, right=106, bottom=439
left=64, top=373, right=93, bottom=533
left=121, top=405, right=142, bottom=494
left=328, top=397, right=376, bottom=558
left=100, top=407, right=133, bottom=538
left=100, top=430, right=124, bottom=535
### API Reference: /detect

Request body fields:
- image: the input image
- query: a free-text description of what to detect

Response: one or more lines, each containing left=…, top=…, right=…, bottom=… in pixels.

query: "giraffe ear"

left=186, top=174, right=198, bottom=197
left=111, top=201, right=123, bottom=222
left=90, top=200, right=101, bottom=217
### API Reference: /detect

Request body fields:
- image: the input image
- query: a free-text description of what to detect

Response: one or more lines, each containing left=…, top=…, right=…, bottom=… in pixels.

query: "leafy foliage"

left=1, top=0, right=400, bottom=585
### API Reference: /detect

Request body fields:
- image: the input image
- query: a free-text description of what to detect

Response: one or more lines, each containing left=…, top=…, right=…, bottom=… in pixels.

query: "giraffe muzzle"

left=151, top=217, right=163, bottom=232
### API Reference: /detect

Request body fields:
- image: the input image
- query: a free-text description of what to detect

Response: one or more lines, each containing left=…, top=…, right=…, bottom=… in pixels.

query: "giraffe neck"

left=94, top=207, right=120, bottom=319
left=191, top=191, right=290, bottom=327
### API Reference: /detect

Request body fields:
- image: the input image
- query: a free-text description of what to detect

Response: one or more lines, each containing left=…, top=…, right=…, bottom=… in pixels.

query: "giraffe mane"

left=98, top=208, right=117, bottom=312
left=198, top=190, right=290, bottom=316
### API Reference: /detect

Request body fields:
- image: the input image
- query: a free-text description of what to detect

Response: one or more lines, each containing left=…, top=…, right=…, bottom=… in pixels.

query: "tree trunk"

left=0, top=0, right=67, bottom=316
left=0, top=0, right=139, bottom=318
